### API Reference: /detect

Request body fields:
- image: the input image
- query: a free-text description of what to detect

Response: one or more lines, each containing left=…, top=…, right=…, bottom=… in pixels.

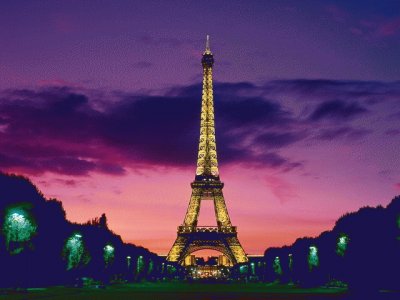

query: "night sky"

left=1, top=0, right=399, bottom=255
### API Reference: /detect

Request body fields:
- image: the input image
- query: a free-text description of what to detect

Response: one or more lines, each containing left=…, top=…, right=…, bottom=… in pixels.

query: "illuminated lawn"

left=0, top=282, right=351, bottom=300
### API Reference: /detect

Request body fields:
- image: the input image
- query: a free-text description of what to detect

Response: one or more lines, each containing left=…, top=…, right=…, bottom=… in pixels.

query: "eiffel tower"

left=166, top=36, right=248, bottom=265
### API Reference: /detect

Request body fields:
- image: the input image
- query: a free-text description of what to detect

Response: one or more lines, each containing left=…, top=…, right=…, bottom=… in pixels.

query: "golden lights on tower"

left=166, top=36, right=248, bottom=265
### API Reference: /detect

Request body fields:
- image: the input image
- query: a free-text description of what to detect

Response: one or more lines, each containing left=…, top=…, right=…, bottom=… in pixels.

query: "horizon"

left=1, top=0, right=400, bottom=257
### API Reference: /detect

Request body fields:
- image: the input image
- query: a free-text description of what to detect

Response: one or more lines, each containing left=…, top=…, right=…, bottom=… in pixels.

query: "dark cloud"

left=255, top=132, right=305, bottom=149
left=315, top=127, right=371, bottom=141
left=218, top=98, right=292, bottom=128
left=265, top=79, right=400, bottom=105
left=0, top=152, right=97, bottom=176
left=309, top=100, right=368, bottom=121
left=101, top=95, right=199, bottom=166
left=0, top=83, right=299, bottom=176
left=1, top=79, right=397, bottom=177
left=385, top=129, right=400, bottom=136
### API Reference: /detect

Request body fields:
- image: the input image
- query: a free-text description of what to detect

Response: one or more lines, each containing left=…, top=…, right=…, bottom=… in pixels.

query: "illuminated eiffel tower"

left=166, top=36, right=248, bottom=265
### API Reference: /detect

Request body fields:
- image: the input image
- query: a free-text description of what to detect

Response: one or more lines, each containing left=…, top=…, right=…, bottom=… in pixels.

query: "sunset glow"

left=1, top=1, right=399, bottom=257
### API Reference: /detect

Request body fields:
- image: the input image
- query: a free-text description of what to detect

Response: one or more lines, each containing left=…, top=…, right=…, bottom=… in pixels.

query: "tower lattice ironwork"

left=166, top=36, right=248, bottom=265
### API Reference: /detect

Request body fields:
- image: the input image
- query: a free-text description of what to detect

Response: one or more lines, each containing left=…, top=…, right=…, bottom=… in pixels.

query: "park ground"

left=0, top=282, right=399, bottom=300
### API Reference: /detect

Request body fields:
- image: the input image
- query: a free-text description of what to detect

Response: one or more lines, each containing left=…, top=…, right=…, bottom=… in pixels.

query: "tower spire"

left=205, top=35, right=211, bottom=53
left=196, top=34, right=217, bottom=180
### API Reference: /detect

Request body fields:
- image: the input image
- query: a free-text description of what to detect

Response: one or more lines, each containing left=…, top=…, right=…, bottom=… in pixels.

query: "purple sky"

left=1, top=0, right=400, bottom=90
left=0, top=0, right=399, bottom=255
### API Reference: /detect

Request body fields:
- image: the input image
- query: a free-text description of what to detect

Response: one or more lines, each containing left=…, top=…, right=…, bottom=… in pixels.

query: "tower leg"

left=213, top=189, right=232, bottom=227
left=166, top=235, right=188, bottom=262
left=225, top=236, right=248, bottom=263
left=183, top=188, right=202, bottom=227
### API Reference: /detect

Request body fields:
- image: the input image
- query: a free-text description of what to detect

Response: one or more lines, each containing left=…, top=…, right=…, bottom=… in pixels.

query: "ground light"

left=64, top=232, right=90, bottom=270
left=273, top=256, right=283, bottom=275
left=397, top=215, right=400, bottom=228
left=250, top=262, right=256, bottom=275
left=166, top=264, right=176, bottom=275
left=397, top=215, right=400, bottom=240
left=137, top=255, right=144, bottom=274
left=148, top=259, right=154, bottom=274
left=308, top=246, right=319, bottom=270
left=3, top=207, right=37, bottom=254
left=103, top=244, right=115, bottom=267
left=288, top=254, right=293, bottom=271
left=239, top=265, right=248, bottom=275
left=336, top=234, right=349, bottom=256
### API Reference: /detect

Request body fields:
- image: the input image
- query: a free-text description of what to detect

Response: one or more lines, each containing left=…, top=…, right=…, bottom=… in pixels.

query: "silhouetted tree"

left=0, top=172, right=177, bottom=287
left=263, top=195, right=400, bottom=292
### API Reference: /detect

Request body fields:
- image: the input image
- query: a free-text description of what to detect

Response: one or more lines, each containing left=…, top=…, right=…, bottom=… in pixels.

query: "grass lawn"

left=1, top=282, right=399, bottom=300
left=0, top=282, right=351, bottom=300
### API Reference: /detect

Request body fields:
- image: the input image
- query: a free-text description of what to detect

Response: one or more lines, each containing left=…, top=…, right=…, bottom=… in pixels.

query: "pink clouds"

left=377, top=17, right=400, bottom=36
left=350, top=17, right=400, bottom=39
left=264, top=175, right=299, bottom=204
left=325, top=4, right=400, bottom=40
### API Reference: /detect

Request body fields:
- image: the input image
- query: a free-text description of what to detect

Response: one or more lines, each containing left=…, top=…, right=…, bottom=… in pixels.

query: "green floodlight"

left=148, top=260, right=154, bottom=274
left=137, top=255, right=145, bottom=274
left=288, top=253, right=293, bottom=270
left=103, top=244, right=115, bottom=266
left=308, top=246, right=319, bottom=270
left=273, top=256, right=282, bottom=275
left=239, top=265, right=248, bottom=275
left=250, top=262, right=256, bottom=275
left=104, top=244, right=114, bottom=252
left=64, top=232, right=90, bottom=270
left=3, top=208, right=37, bottom=254
left=167, top=264, right=176, bottom=274
left=336, top=234, right=349, bottom=256
left=397, top=215, right=400, bottom=228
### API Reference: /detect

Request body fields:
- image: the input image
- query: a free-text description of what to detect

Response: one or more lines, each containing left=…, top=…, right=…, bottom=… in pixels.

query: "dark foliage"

left=261, top=196, right=400, bottom=292
left=0, top=172, right=183, bottom=288
left=2, top=171, right=398, bottom=291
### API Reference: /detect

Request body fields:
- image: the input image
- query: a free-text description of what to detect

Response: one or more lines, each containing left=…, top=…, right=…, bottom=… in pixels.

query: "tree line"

left=1, top=171, right=399, bottom=292
left=259, top=195, right=400, bottom=292
left=0, top=172, right=183, bottom=288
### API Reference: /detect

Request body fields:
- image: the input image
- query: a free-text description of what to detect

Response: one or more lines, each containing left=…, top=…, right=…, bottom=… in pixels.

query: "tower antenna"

left=206, top=35, right=210, bottom=52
